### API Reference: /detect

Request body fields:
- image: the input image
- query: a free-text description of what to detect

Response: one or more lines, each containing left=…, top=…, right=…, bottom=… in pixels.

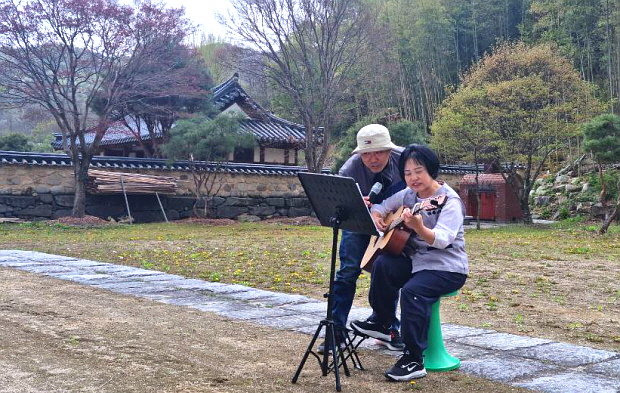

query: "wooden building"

left=459, top=173, right=524, bottom=222
left=52, top=74, right=307, bottom=165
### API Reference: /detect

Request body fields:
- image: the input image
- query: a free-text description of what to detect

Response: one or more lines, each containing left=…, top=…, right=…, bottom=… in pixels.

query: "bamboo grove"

left=205, top=0, right=620, bottom=130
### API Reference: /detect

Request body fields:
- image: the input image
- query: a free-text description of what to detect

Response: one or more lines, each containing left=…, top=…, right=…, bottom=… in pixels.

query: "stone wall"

left=0, top=165, right=312, bottom=222
left=0, top=163, right=468, bottom=222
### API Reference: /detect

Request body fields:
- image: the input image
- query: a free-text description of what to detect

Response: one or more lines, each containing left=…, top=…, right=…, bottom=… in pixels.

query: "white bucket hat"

left=352, top=124, right=398, bottom=154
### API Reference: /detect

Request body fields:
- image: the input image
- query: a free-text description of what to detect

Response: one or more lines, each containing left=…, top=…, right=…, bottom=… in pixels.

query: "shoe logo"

left=402, top=362, right=420, bottom=372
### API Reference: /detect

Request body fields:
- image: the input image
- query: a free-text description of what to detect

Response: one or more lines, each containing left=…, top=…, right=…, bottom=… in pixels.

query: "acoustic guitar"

left=360, top=194, right=447, bottom=272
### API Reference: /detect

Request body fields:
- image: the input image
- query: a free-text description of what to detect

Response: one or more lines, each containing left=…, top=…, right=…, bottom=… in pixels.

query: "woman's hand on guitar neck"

left=401, top=207, right=423, bottom=232
left=401, top=208, right=436, bottom=245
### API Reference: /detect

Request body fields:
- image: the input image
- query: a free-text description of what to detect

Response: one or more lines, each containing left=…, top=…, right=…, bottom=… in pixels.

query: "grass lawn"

left=1, top=218, right=619, bottom=352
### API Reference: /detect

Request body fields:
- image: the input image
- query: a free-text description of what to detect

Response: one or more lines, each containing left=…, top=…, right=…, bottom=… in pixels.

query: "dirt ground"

left=0, top=267, right=530, bottom=393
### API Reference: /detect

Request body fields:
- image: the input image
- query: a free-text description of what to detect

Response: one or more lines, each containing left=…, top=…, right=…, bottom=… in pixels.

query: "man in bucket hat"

left=318, top=124, right=406, bottom=354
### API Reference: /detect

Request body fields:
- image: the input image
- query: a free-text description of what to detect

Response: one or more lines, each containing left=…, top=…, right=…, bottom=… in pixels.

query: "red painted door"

left=467, top=191, right=478, bottom=218
left=467, top=190, right=496, bottom=220
left=480, top=191, right=496, bottom=220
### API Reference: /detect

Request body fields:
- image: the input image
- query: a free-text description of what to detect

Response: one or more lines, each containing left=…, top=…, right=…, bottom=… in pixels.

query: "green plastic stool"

left=423, top=290, right=460, bottom=372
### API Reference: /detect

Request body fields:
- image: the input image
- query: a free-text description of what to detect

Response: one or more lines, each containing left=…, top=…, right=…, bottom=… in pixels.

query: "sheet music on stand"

left=293, top=172, right=381, bottom=391
left=297, top=172, right=380, bottom=236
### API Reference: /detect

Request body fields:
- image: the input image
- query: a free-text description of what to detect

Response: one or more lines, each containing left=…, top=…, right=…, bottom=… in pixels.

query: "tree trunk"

left=71, top=160, right=90, bottom=217
left=520, top=195, right=533, bottom=224
left=597, top=160, right=608, bottom=211
left=598, top=174, right=620, bottom=235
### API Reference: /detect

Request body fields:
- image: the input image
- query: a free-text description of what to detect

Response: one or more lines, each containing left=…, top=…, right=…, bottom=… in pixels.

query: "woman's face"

left=403, top=158, right=436, bottom=198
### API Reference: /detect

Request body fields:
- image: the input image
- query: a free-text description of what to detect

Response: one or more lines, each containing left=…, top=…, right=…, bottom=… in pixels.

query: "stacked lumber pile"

left=86, top=170, right=178, bottom=195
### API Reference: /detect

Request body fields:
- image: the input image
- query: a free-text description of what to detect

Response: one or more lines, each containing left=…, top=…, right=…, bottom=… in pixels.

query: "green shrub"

left=558, top=207, right=571, bottom=220
left=586, top=170, right=619, bottom=201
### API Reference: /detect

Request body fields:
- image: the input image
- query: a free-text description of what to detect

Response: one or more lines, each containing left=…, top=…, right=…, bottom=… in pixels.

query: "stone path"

left=1, top=249, right=619, bottom=393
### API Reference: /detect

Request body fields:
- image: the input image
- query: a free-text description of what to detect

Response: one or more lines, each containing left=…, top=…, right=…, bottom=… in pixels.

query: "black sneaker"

left=351, top=319, right=404, bottom=350
left=350, top=319, right=391, bottom=341
left=375, top=329, right=405, bottom=351
left=385, top=352, right=427, bottom=381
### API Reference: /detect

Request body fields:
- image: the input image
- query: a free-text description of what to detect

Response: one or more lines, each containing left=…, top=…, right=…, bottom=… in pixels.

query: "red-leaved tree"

left=0, top=0, right=203, bottom=216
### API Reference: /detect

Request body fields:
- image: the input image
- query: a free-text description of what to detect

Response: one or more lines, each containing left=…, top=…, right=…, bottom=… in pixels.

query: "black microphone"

left=367, top=182, right=383, bottom=204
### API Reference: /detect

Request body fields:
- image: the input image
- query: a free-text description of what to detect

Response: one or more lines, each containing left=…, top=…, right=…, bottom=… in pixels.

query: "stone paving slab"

left=109, top=269, right=167, bottom=278
left=191, top=282, right=252, bottom=295
left=587, top=358, right=620, bottom=378
left=514, top=372, right=620, bottom=393
left=112, top=285, right=178, bottom=296
left=20, top=265, right=77, bottom=274
left=188, top=300, right=243, bottom=314
left=510, top=342, right=620, bottom=367
left=10, top=251, right=77, bottom=263
left=223, top=288, right=285, bottom=301
left=442, top=324, right=496, bottom=340
left=136, top=289, right=207, bottom=301
left=346, top=307, right=373, bottom=325
left=445, top=341, right=492, bottom=360
left=53, top=259, right=110, bottom=268
left=281, top=302, right=327, bottom=314
left=172, top=279, right=230, bottom=291
left=135, top=274, right=187, bottom=282
left=52, top=273, right=115, bottom=282
left=460, top=354, right=560, bottom=382
left=222, top=306, right=297, bottom=321
left=0, top=260, right=45, bottom=268
left=247, top=293, right=312, bottom=307
left=3, top=249, right=620, bottom=393
left=91, top=280, right=156, bottom=290
left=254, top=314, right=319, bottom=330
left=81, top=264, right=146, bottom=274
left=294, top=324, right=327, bottom=337
left=455, top=332, right=553, bottom=351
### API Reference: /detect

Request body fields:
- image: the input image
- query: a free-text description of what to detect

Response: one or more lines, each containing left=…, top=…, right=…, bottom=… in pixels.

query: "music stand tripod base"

left=291, top=173, right=380, bottom=392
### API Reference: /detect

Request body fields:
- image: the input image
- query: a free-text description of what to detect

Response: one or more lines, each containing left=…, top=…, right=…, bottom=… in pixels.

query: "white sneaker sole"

left=385, top=368, right=427, bottom=381
left=351, top=322, right=391, bottom=341
left=374, top=338, right=405, bottom=351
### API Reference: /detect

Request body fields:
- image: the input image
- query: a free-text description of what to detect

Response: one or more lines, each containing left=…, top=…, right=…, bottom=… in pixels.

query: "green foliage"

left=0, top=133, right=31, bottom=151
left=29, top=121, right=56, bottom=153
left=582, top=113, right=620, bottom=164
left=586, top=170, right=619, bottom=202
left=162, top=113, right=255, bottom=162
left=389, top=120, right=428, bottom=146
left=558, top=207, right=571, bottom=220
left=431, top=41, right=604, bottom=222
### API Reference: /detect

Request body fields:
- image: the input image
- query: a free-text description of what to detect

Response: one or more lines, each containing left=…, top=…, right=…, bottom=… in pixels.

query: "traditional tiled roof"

left=51, top=119, right=160, bottom=150
left=52, top=74, right=307, bottom=150
left=1, top=151, right=494, bottom=176
left=460, top=173, right=510, bottom=184
left=214, top=73, right=307, bottom=146
left=0, top=151, right=325, bottom=176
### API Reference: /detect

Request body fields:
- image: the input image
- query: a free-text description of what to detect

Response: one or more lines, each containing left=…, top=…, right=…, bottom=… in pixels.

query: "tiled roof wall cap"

left=0, top=151, right=325, bottom=176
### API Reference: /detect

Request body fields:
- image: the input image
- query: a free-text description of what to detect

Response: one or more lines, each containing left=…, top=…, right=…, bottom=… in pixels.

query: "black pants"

left=369, top=254, right=467, bottom=358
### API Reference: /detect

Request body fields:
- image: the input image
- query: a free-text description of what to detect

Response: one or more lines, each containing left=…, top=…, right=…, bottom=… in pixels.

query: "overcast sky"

left=120, top=0, right=234, bottom=39
left=167, top=0, right=234, bottom=39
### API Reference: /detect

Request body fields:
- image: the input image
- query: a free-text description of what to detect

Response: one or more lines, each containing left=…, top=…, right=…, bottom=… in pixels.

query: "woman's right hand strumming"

left=371, top=212, right=387, bottom=232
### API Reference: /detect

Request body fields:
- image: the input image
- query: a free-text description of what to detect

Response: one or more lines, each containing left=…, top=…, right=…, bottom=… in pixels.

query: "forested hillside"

left=205, top=0, right=620, bottom=132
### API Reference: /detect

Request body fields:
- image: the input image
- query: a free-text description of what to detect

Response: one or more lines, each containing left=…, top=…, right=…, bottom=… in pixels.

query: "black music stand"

left=292, top=172, right=380, bottom=392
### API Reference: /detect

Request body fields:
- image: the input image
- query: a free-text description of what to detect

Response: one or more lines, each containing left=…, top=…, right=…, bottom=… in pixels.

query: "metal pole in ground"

left=155, top=192, right=168, bottom=223
left=120, top=175, right=133, bottom=225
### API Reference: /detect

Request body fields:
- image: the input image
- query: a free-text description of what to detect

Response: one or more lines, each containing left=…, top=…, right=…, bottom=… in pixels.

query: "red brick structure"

left=459, top=173, right=523, bottom=222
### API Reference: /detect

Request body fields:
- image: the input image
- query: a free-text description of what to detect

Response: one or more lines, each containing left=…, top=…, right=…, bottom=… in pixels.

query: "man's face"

left=360, top=149, right=391, bottom=173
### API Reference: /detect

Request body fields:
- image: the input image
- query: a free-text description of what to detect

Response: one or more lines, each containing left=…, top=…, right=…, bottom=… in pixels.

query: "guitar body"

left=359, top=194, right=448, bottom=273
left=360, top=207, right=410, bottom=272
